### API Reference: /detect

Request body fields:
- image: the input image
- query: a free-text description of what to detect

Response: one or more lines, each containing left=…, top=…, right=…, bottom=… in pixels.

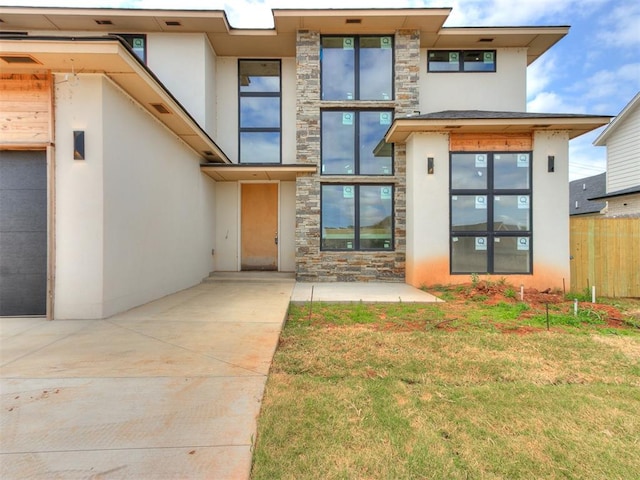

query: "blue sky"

left=1, top=0, right=638, bottom=180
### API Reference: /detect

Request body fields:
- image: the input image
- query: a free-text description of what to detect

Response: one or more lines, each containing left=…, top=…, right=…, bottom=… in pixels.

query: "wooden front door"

left=241, top=183, right=278, bottom=271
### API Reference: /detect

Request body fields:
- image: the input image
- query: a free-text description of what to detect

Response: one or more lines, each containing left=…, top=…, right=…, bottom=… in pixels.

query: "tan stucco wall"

left=54, top=75, right=217, bottom=319
left=419, top=48, right=527, bottom=113
left=405, top=130, right=570, bottom=290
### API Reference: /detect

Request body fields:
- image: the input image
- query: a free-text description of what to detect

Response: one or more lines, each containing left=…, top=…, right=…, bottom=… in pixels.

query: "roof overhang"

left=0, top=7, right=566, bottom=61
left=424, top=27, right=569, bottom=65
left=593, top=92, right=639, bottom=146
left=0, top=36, right=229, bottom=163
left=385, top=116, right=612, bottom=143
left=201, top=163, right=317, bottom=182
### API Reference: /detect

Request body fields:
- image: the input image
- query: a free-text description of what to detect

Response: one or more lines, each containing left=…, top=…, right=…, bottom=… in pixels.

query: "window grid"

left=428, top=50, right=496, bottom=73
left=450, top=152, right=532, bottom=274
left=238, top=59, right=282, bottom=164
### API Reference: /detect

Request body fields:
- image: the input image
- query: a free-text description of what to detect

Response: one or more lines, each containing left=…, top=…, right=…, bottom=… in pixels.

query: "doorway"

left=241, top=183, right=278, bottom=271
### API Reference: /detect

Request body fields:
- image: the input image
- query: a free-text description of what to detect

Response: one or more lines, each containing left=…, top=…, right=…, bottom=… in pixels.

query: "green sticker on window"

left=483, top=51, right=494, bottom=64
left=449, top=52, right=459, bottom=63
left=517, top=154, right=529, bottom=168
left=517, top=237, right=530, bottom=251
left=380, top=186, right=392, bottom=199
left=343, top=38, right=354, bottom=50
left=342, top=112, right=354, bottom=125
left=380, top=37, right=392, bottom=49
left=343, top=186, right=354, bottom=198
left=475, top=237, right=487, bottom=251
left=133, top=38, right=144, bottom=48
left=379, top=112, right=391, bottom=125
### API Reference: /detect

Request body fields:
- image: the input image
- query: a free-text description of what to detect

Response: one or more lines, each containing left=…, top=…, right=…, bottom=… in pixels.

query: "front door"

left=241, top=183, right=278, bottom=271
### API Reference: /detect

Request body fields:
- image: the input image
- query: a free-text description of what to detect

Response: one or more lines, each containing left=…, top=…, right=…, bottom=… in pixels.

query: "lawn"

left=251, top=282, right=640, bottom=479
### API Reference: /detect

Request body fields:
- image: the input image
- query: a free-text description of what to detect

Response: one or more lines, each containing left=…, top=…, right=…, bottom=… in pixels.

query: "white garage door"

left=0, top=150, right=47, bottom=316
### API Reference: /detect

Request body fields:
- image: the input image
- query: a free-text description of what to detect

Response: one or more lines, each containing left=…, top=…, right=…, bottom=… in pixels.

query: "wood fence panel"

left=570, top=217, right=640, bottom=297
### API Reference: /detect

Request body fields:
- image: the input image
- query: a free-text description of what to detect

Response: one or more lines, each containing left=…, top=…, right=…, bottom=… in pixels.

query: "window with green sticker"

left=321, top=36, right=394, bottom=100
left=113, top=34, right=146, bottom=62
left=321, top=110, right=393, bottom=175
left=450, top=151, right=531, bottom=274
left=428, top=50, right=496, bottom=72
left=321, top=184, right=394, bottom=251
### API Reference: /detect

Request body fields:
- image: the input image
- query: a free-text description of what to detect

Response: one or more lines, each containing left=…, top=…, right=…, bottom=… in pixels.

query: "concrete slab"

left=0, top=279, right=294, bottom=480
left=291, top=282, right=442, bottom=303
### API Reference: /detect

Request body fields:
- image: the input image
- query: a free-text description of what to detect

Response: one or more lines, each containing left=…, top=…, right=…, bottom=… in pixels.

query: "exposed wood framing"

left=450, top=133, right=533, bottom=151
left=0, top=72, right=53, bottom=149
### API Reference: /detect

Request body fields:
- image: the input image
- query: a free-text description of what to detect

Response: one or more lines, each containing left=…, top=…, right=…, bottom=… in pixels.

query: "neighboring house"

left=0, top=7, right=610, bottom=319
left=591, top=92, right=640, bottom=217
left=569, top=172, right=606, bottom=216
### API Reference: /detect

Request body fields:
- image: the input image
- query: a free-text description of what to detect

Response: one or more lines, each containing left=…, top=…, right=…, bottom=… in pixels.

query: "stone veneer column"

left=295, top=29, right=421, bottom=282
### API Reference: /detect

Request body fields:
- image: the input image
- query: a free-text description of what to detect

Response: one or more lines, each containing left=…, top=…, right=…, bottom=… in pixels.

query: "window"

left=113, top=34, right=146, bottom=62
left=239, top=60, right=281, bottom=163
left=428, top=50, right=496, bottom=72
left=321, top=110, right=393, bottom=175
left=321, top=36, right=393, bottom=101
left=450, top=152, right=532, bottom=274
left=321, top=185, right=394, bottom=251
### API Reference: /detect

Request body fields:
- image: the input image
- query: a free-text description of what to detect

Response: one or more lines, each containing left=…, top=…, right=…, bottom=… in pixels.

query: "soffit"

left=425, top=27, right=569, bottom=65
left=201, top=164, right=317, bottom=182
left=386, top=117, right=612, bottom=143
left=0, top=37, right=229, bottom=162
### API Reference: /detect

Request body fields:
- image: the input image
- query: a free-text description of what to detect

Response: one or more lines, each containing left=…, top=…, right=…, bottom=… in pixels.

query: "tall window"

left=321, top=36, right=393, bottom=101
left=239, top=60, right=281, bottom=163
left=321, top=185, right=393, bottom=251
left=321, top=110, right=393, bottom=175
left=450, top=152, right=532, bottom=274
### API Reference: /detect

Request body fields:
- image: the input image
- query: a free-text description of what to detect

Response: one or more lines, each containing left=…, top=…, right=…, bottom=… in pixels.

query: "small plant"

left=471, top=273, right=480, bottom=287
left=497, top=277, right=508, bottom=287
left=504, top=288, right=516, bottom=299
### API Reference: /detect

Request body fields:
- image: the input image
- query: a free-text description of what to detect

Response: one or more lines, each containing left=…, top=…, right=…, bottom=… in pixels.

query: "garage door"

left=0, top=150, right=47, bottom=316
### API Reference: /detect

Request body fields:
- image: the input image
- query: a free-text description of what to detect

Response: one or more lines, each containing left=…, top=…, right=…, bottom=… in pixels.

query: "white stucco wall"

left=147, top=33, right=216, bottom=137
left=419, top=48, right=527, bottom=113
left=215, top=57, right=296, bottom=164
left=54, top=75, right=217, bottom=319
left=405, top=130, right=570, bottom=289
left=54, top=75, right=106, bottom=319
left=214, top=182, right=239, bottom=270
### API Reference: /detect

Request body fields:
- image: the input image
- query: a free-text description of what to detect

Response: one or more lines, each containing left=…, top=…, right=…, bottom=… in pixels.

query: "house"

left=591, top=92, right=640, bottom=217
left=569, top=172, right=606, bottom=216
left=0, top=6, right=611, bottom=319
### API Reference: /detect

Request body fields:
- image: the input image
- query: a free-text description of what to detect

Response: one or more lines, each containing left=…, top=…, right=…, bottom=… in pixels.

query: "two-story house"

left=0, top=7, right=610, bottom=319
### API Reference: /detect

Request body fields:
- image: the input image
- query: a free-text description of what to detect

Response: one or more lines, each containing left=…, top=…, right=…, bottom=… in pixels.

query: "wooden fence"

left=570, top=217, right=640, bottom=297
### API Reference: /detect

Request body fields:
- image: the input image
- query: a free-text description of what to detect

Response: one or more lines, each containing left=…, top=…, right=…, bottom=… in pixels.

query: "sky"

left=1, top=0, right=638, bottom=180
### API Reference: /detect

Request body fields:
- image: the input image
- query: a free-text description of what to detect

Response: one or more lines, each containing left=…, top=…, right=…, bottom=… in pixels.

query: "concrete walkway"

left=0, top=280, right=294, bottom=480
left=1, top=277, right=440, bottom=479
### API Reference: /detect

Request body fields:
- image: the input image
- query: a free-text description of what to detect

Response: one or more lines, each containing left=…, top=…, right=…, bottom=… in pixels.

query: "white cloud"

left=527, top=91, right=584, bottom=113
left=527, top=52, right=559, bottom=99
left=597, top=0, right=640, bottom=48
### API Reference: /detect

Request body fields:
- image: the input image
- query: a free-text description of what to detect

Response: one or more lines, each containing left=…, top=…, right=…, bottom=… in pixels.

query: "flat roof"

left=0, top=6, right=568, bottom=61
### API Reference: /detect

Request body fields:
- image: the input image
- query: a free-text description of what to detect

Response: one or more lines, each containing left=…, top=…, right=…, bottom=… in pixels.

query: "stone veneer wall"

left=295, top=30, right=420, bottom=282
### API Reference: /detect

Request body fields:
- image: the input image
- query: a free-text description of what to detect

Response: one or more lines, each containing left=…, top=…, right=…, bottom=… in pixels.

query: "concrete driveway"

left=0, top=279, right=294, bottom=479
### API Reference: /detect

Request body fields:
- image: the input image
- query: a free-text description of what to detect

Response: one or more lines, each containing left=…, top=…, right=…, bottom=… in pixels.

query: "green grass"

left=252, top=300, right=640, bottom=480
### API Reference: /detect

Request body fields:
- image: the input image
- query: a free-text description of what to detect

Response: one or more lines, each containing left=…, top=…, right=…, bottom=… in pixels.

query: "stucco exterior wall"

left=147, top=33, right=215, bottom=136
left=280, top=181, right=296, bottom=271
left=405, top=130, right=570, bottom=290
left=54, top=75, right=217, bottom=319
left=214, top=182, right=239, bottom=271
left=419, top=48, right=527, bottom=113
left=54, top=75, right=106, bottom=319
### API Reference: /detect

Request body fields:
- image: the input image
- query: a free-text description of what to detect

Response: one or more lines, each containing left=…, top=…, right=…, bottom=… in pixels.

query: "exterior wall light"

left=73, top=131, right=85, bottom=160
left=427, top=157, right=434, bottom=174
left=548, top=155, right=555, bottom=172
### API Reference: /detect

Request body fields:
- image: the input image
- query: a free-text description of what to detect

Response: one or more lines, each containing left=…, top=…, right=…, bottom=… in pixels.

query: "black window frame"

left=321, top=184, right=395, bottom=252
left=320, top=35, right=395, bottom=101
left=112, top=33, right=147, bottom=62
left=428, top=50, right=497, bottom=73
left=449, top=151, right=532, bottom=275
left=238, top=59, right=282, bottom=164
left=320, top=109, right=394, bottom=176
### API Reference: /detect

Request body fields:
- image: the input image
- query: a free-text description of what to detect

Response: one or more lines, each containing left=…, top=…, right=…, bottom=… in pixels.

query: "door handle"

left=274, top=232, right=278, bottom=245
